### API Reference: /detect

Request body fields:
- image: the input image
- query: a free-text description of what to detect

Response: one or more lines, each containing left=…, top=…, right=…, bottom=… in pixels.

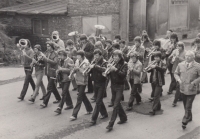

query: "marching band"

left=16, top=26, right=200, bottom=131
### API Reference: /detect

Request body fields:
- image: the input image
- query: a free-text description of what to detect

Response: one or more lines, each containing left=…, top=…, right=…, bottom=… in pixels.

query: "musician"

left=141, top=34, right=152, bottom=83
left=51, top=31, right=65, bottom=51
left=54, top=50, right=74, bottom=114
left=89, top=49, right=108, bottom=126
left=29, top=45, right=46, bottom=102
left=17, top=39, right=35, bottom=100
left=70, top=50, right=93, bottom=120
left=166, top=33, right=179, bottom=95
left=65, top=39, right=78, bottom=91
left=174, top=51, right=200, bottom=129
left=94, top=41, right=108, bottom=60
left=113, top=34, right=121, bottom=44
left=40, top=42, right=61, bottom=108
left=169, top=42, right=186, bottom=106
left=147, top=51, right=166, bottom=115
left=79, top=34, right=94, bottom=94
left=88, top=36, right=96, bottom=46
left=106, top=50, right=128, bottom=130
left=105, top=39, right=113, bottom=59
left=126, top=52, right=142, bottom=111
left=119, top=40, right=130, bottom=90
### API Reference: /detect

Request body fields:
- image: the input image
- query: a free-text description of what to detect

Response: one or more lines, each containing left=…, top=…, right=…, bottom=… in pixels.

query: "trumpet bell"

left=68, top=31, right=78, bottom=36
left=19, top=39, right=28, bottom=47
left=94, top=25, right=105, bottom=30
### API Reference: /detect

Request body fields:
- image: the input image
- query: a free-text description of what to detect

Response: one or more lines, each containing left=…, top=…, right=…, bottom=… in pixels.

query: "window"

left=169, top=0, right=188, bottom=29
left=32, top=19, right=48, bottom=35
left=82, top=16, right=112, bottom=39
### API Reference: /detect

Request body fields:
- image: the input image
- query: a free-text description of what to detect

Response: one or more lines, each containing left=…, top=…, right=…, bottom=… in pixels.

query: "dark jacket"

left=82, top=41, right=94, bottom=62
left=107, top=47, right=114, bottom=60
left=148, top=60, right=166, bottom=86
left=120, top=45, right=129, bottom=62
left=90, top=56, right=107, bottom=83
left=109, top=58, right=128, bottom=85
left=44, top=50, right=58, bottom=78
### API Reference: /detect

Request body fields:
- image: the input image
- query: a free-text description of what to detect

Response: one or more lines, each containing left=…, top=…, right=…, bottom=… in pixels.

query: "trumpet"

left=147, top=48, right=156, bottom=58
left=127, top=45, right=136, bottom=56
left=68, top=61, right=85, bottom=79
left=82, top=58, right=97, bottom=75
left=143, top=60, right=157, bottom=72
left=102, top=61, right=116, bottom=77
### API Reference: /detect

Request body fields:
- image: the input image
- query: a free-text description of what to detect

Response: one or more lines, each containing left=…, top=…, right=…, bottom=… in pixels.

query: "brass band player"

left=126, top=51, right=142, bottom=111
left=29, top=45, right=46, bottom=102
left=54, top=50, right=74, bottom=114
left=146, top=51, right=166, bottom=115
left=51, top=31, right=65, bottom=51
left=169, top=42, right=186, bottom=107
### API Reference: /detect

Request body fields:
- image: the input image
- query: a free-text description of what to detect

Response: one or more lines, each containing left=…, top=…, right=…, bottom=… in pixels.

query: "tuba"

left=17, top=39, right=28, bottom=50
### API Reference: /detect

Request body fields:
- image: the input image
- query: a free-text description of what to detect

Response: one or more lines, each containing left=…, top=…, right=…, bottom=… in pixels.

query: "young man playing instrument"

left=147, top=51, right=166, bottom=115
left=89, top=49, right=108, bottom=126
left=105, top=50, right=128, bottom=130
left=70, top=50, right=93, bottom=120
left=40, top=42, right=61, bottom=108
left=126, top=51, right=142, bottom=111
left=54, top=50, right=74, bottom=114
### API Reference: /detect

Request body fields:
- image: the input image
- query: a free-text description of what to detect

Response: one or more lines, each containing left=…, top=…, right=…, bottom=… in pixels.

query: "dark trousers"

left=173, top=82, right=182, bottom=104
left=43, top=77, right=61, bottom=105
left=109, top=84, right=127, bottom=127
left=92, top=82, right=108, bottom=121
left=72, top=85, right=93, bottom=117
left=20, top=67, right=35, bottom=99
left=182, top=94, right=195, bottom=125
left=128, top=80, right=141, bottom=107
left=168, top=73, right=177, bottom=92
left=124, top=79, right=130, bottom=89
left=151, top=83, right=162, bottom=111
left=58, top=82, right=73, bottom=109
left=87, top=75, right=93, bottom=93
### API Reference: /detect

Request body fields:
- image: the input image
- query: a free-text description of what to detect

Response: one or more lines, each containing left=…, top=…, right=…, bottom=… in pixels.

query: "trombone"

left=147, top=48, right=156, bottom=58
left=68, top=61, right=85, bottom=79
left=82, top=58, right=97, bottom=75
left=127, top=45, right=136, bottom=56
left=143, top=60, right=157, bottom=72
left=102, top=61, right=116, bottom=77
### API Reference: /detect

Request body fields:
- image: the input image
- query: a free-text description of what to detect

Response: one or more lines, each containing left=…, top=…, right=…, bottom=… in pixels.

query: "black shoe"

left=40, top=96, right=45, bottom=100
left=182, top=124, right=186, bottom=129
left=167, top=92, right=172, bottom=95
left=106, top=125, right=113, bottom=130
left=54, top=108, right=61, bottom=114
left=17, top=96, right=24, bottom=100
left=99, top=115, right=108, bottom=119
left=90, top=120, right=96, bottom=126
left=108, top=103, right=114, bottom=107
left=53, top=100, right=60, bottom=104
left=28, top=98, right=35, bottom=103
left=117, top=120, right=127, bottom=124
left=126, top=107, right=132, bottom=111
left=149, top=110, right=155, bottom=115
left=72, top=88, right=77, bottom=91
left=64, top=105, right=74, bottom=110
left=172, top=103, right=177, bottom=107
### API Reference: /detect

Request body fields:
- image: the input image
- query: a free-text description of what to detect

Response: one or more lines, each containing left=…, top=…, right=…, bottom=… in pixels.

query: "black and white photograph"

left=0, top=0, right=200, bottom=139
